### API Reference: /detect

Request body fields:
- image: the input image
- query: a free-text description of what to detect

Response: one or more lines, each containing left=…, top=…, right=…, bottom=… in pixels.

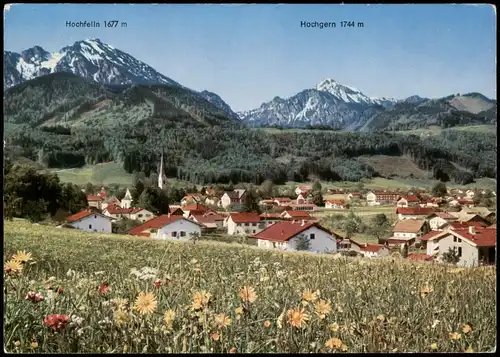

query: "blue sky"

left=4, top=4, right=496, bottom=111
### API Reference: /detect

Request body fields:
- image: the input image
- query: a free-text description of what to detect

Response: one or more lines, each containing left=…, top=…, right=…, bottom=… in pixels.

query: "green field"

left=4, top=220, right=496, bottom=353
left=47, top=162, right=496, bottom=192
left=396, top=124, right=496, bottom=136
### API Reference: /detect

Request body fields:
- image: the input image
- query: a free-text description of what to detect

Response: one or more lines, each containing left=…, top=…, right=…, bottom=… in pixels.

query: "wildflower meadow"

left=3, top=220, right=496, bottom=353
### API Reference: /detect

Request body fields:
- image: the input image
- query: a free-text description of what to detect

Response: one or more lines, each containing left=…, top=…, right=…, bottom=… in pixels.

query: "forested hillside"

left=3, top=73, right=497, bottom=186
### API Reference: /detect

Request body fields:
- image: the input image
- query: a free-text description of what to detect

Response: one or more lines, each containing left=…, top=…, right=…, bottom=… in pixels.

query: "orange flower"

left=264, top=320, right=271, bottom=328
left=238, top=286, right=257, bottom=304
left=211, top=332, right=220, bottom=341
left=229, top=347, right=237, bottom=353
left=462, top=324, right=472, bottom=334
left=287, top=307, right=309, bottom=328
left=325, top=337, right=343, bottom=350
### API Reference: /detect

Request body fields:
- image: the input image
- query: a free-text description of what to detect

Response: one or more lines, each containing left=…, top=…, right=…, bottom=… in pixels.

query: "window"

left=89, top=224, right=92, bottom=229
left=138, top=214, right=143, bottom=218
left=310, top=233, right=315, bottom=240
left=180, top=231, right=186, bottom=237
left=252, top=223, right=256, bottom=226
left=146, top=214, right=151, bottom=217
left=253, top=230, right=256, bottom=234
left=245, top=223, right=249, bottom=226
left=458, top=247, right=462, bottom=257
left=94, top=215, right=97, bottom=218
left=172, top=231, right=177, bottom=237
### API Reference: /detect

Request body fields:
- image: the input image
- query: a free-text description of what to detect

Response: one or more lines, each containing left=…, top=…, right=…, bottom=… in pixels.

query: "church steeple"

left=158, top=149, right=167, bottom=190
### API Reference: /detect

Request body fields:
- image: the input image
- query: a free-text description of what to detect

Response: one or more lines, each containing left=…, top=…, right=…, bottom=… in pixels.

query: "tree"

left=245, top=189, right=261, bottom=213
left=431, top=182, right=447, bottom=197
left=227, top=181, right=234, bottom=191
left=132, top=179, right=145, bottom=203
left=400, top=243, right=409, bottom=258
left=138, top=186, right=170, bottom=215
left=441, top=247, right=460, bottom=264
left=312, top=180, right=322, bottom=193
left=312, top=191, right=324, bottom=206
left=259, top=179, right=275, bottom=199
left=85, top=182, right=95, bottom=194
left=113, top=217, right=142, bottom=234
left=295, top=234, right=311, bottom=251
left=189, top=232, right=201, bottom=244
left=370, top=213, right=390, bottom=241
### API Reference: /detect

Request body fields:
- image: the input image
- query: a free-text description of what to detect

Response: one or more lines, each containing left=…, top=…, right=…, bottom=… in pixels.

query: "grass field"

left=4, top=220, right=496, bottom=353
left=396, top=124, right=496, bottom=136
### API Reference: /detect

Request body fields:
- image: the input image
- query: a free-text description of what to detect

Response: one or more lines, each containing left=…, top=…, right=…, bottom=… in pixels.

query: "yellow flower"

left=430, top=343, right=438, bottom=350
left=420, top=285, right=434, bottom=298
left=376, top=314, right=386, bottom=322
left=192, top=291, right=212, bottom=310
left=325, top=337, right=343, bottom=350
left=132, top=291, right=157, bottom=315
left=4, top=259, right=23, bottom=274
left=163, top=309, right=176, bottom=327
left=341, top=344, right=348, bottom=352
left=264, top=320, right=271, bottom=328
left=449, top=332, right=461, bottom=341
left=113, top=309, right=131, bottom=326
left=314, top=299, right=332, bottom=318
left=30, top=341, right=39, bottom=350
left=329, top=323, right=340, bottom=332
left=238, top=286, right=257, bottom=304
left=464, top=346, right=474, bottom=353
left=234, top=306, right=244, bottom=315
left=287, top=307, right=309, bottom=328
left=12, top=250, right=33, bottom=263
left=14, top=340, right=21, bottom=347
left=213, top=313, right=232, bottom=329
left=462, top=324, right=472, bottom=334
left=111, top=298, right=129, bottom=310
left=301, top=289, right=318, bottom=303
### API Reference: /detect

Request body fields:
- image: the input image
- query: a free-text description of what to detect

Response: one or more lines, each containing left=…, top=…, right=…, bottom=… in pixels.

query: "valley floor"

left=4, top=220, right=496, bottom=353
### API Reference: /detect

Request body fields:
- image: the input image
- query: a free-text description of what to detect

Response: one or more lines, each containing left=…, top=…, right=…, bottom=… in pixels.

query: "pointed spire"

left=158, top=146, right=167, bottom=190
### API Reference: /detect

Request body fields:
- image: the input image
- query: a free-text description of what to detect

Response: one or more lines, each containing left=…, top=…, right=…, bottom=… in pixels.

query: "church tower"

left=158, top=151, right=167, bottom=190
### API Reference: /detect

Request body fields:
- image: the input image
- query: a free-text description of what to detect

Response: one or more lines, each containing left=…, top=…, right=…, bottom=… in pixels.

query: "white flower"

left=98, top=317, right=112, bottom=326
left=431, top=319, right=440, bottom=329
left=70, top=315, right=85, bottom=327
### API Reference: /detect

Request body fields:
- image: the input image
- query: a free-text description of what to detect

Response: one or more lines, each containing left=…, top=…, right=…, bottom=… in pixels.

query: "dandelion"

left=4, top=259, right=23, bottom=274
left=238, top=286, right=257, bottom=304
left=234, top=306, right=244, bottom=315
left=376, top=314, right=386, bottom=322
left=314, top=299, right=332, bottom=319
left=213, top=313, right=232, bottom=329
left=111, top=298, right=129, bottom=310
left=114, top=309, right=131, bottom=327
left=420, top=284, right=434, bottom=298
left=163, top=309, right=176, bottom=328
left=301, top=289, right=319, bottom=303
left=133, top=291, right=158, bottom=315
left=449, top=332, right=461, bottom=341
left=330, top=323, right=340, bottom=332
left=191, top=290, right=212, bottom=310
left=464, top=346, right=474, bottom=353
left=341, top=344, right=348, bottom=352
left=325, top=337, right=343, bottom=350
left=430, top=343, right=438, bottom=350
left=98, top=282, right=111, bottom=295
left=30, top=341, right=38, bottom=350
left=462, top=324, right=473, bottom=334
left=287, top=307, right=309, bottom=328
left=264, top=320, right=271, bottom=328
left=12, top=250, right=33, bottom=263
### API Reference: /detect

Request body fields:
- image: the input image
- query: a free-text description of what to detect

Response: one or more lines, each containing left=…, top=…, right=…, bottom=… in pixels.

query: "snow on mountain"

left=4, top=39, right=238, bottom=119
left=237, top=78, right=398, bottom=129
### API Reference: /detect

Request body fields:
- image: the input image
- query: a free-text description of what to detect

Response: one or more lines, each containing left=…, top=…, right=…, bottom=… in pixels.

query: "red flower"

left=44, top=314, right=69, bottom=330
left=57, top=287, right=64, bottom=295
left=25, top=291, right=45, bottom=303
left=98, top=282, right=110, bottom=295
left=153, top=279, right=162, bottom=288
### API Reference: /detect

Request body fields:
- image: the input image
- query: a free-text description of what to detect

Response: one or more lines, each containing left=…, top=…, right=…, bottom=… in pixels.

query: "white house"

left=128, top=215, right=202, bottom=240
left=226, top=213, right=264, bottom=236
left=421, top=227, right=496, bottom=267
left=102, top=205, right=155, bottom=223
left=296, top=192, right=312, bottom=204
left=129, top=208, right=155, bottom=223
left=121, top=189, right=133, bottom=209
left=465, top=190, right=475, bottom=199
left=366, top=191, right=400, bottom=206
left=338, top=239, right=390, bottom=258
left=259, top=213, right=284, bottom=228
left=66, top=210, right=113, bottom=233
left=86, top=195, right=104, bottom=210
left=251, top=221, right=342, bottom=253
left=220, top=189, right=247, bottom=209
left=273, top=197, right=293, bottom=207
left=427, top=212, right=458, bottom=230
left=324, top=200, right=347, bottom=209
left=396, top=195, right=420, bottom=208
left=181, top=193, right=203, bottom=206
left=388, top=219, right=427, bottom=246
left=295, top=185, right=313, bottom=196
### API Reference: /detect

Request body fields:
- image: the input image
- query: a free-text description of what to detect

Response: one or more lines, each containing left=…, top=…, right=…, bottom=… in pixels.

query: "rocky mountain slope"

left=4, top=39, right=239, bottom=121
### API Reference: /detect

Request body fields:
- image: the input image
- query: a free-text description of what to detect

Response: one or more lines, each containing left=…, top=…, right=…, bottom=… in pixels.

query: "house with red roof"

left=87, top=195, right=104, bottom=210
left=102, top=205, right=155, bottom=223
left=250, top=221, right=342, bottom=253
left=396, top=195, right=421, bottom=208
left=259, top=212, right=285, bottom=228
left=280, top=210, right=313, bottom=220
left=324, top=200, right=348, bottom=209
left=65, top=209, right=113, bottom=233
left=366, top=191, right=400, bottom=206
left=389, top=219, right=428, bottom=246
left=273, top=197, right=293, bottom=206
left=181, top=193, right=203, bottom=206
left=396, top=207, right=437, bottom=221
left=295, top=185, right=313, bottom=196
left=226, top=212, right=264, bottom=236
left=102, top=196, right=121, bottom=211
left=220, top=189, right=248, bottom=209
left=427, top=212, right=458, bottom=230
left=296, top=192, right=312, bottom=204
left=127, top=214, right=202, bottom=240
left=182, top=203, right=214, bottom=217
left=189, top=213, right=225, bottom=231
left=347, top=192, right=362, bottom=201
left=420, top=226, right=496, bottom=267
left=338, top=238, right=390, bottom=258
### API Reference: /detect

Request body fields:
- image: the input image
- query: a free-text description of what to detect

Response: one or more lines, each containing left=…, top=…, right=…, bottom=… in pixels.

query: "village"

left=59, top=156, right=497, bottom=269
